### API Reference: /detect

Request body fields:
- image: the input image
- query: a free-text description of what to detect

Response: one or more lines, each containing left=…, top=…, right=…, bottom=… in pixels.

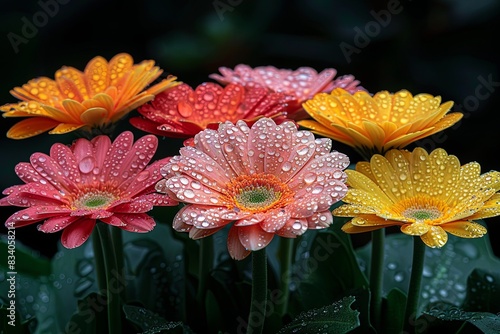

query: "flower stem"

left=197, top=236, right=213, bottom=305
left=95, top=223, right=122, bottom=334
left=92, top=228, right=107, bottom=293
left=111, top=227, right=126, bottom=302
left=277, top=237, right=293, bottom=317
left=370, top=229, right=385, bottom=332
left=403, top=237, right=426, bottom=334
left=247, top=249, right=268, bottom=334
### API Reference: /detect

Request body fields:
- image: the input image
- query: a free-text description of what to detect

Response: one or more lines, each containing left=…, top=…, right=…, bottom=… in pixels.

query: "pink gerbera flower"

left=130, top=82, right=293, bottom=142
left=1, top=131, right=178, bottom=248
left=209, top=64, right=366, bottom=119
left=156, top=118, right=349, bottom=260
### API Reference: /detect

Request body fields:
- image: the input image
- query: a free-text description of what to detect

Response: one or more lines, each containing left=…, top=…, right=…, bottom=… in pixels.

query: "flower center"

left=392, top=196, right=447, bottom=224
left=221, top=174, right=294, bottom=213
left=74, top=191, right=116, bottom=209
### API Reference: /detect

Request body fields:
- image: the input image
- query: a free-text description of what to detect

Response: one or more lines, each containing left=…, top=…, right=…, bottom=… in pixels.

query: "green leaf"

left=356, top=230, right=500, bottom=313
left=277, top=295, right=360, bottom=334
left=424, top=301, right=500, bottom=334
left=0, top=236, right=51, bottom=277
left=383, top=288, right=407, bottom=334
left=123, top=304, right=193, bottom=334
left=294, top=229, right=369, bottom=312
left=65, top=292, right=107, bottom=334
left=462, top=268, right=500, bottom=313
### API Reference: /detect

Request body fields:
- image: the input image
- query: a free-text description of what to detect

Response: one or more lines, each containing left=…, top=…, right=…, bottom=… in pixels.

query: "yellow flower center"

left=391, top=196, right=449, bottom=224
left=221, top=174, right=294, bottom=213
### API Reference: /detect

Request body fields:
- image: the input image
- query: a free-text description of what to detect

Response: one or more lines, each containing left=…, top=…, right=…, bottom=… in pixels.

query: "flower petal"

left=441, top=221, right=487, bottom=238
left=60, top=218, right=96, bottom=248
left=237, top=224, right=274, bottom=251
left=420, top=226, right=448, bottom=248
left=227, top=226, right=251, bottom=260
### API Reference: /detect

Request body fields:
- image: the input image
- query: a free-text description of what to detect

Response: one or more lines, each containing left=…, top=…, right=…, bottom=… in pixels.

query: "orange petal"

left=10, top=77, right=61, bottom=104
left=84, top=56, right=109, bottom=95
left=108, top=53, right=134, bottom=87
left=80, top=107, right=109, bottom=125
left=55, top=66, right=89, bottom=100
left=49, top=123, right=85, bottom=134
left=7, top=117, right=59, bottom=139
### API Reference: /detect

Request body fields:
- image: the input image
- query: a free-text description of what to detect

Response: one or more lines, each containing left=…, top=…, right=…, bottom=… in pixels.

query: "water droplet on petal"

left=79, top=156, right=96, bottom=174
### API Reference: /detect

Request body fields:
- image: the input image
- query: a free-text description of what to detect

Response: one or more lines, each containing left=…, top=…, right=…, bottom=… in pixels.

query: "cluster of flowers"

left=1, top=52, right=499, bottom=261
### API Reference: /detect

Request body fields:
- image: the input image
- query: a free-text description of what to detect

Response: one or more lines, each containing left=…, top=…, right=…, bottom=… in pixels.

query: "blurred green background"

left=0, top=0, right=499, bottom=257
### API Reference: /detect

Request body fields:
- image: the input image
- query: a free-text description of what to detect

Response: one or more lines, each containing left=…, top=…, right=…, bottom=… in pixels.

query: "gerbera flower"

left=299, top=88, right=463, bottom=159
left=130, top=82, right=291, bottom=141
left=0, top=131, right=177, bottom=248
left=209, top=64, right=365, bottom=119
left=156, top=117, right=349, bottom=260
left=1, top=53, right=179, bottom=139
left=333, top=147, right=500, bottom=248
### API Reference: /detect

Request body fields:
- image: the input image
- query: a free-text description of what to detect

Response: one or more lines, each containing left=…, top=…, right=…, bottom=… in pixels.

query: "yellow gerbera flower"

left=299, top=88, right=463, bottom=159
left=1, top=53, right=179, bottom=139
left=333, top=147, right=500, bottom=248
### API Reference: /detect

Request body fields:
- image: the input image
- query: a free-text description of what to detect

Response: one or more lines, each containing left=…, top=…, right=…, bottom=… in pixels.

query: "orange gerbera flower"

left=1, top=53, right=179, bottom=139
left=299, top=88, right=462, bottom=159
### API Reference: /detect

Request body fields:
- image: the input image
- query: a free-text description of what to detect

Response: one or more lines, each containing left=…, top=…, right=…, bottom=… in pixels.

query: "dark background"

left=0, top=0, right=499, bottom=257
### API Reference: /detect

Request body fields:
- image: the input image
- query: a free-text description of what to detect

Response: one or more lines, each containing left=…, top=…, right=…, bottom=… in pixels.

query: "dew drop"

left=78, top=156, right=96, bottom=174
left=281, top=162, right=292, bottom=172
left=184, top=189, right=195, bottom=199
left=136, top=170, right=150, bottom=182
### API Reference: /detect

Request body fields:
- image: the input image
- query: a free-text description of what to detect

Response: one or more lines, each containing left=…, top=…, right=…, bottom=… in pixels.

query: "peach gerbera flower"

left=209, top=64, right=365, bottom=119
left=333, top=148, right=500, bottom=248
left=130, top=82, right=291, bottom=140
left=0, top=131, right=178, bottom=248
left=156, top=118, right=349, bottom=260
left=299, top=88, right=463, bottom=159
left=1, top=53, right=179, bottom=139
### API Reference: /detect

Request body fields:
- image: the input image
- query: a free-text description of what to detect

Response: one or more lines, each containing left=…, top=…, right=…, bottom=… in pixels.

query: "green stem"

left=403, top=237, right=426, bottom=334
left=247, top=249, right=268, bottom=334
left=111, top=227, right=126, bottom=302
left=196, top=236, right=214, bottom=305
left=95, top=223, right=122, bottom=334
left=92, top=228, right=107, bottom=292
left=277, top=237, right=294, bottom=317
left=370, top=229, right=385, bottom=332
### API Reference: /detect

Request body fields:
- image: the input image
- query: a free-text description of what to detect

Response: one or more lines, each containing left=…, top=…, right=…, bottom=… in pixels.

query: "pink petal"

left=307, top=211, right=333, bottom=229
left=165, top=175, right=223, bottom=205
left=39, top=215, right=79, bottom=233
left=14, top=162, right=41, bottom=184
left=217, top=121, right=252, bottom=175
left=61, top=218, right=96, bottom=248
left=101, top=131, right=134, bottom=181
left=174, top=205, right=232, bottom=229
left=189, top=226, right=225, bottom=239
left=289, top=180, right=348, bottom=217
left=288, top=165, right=347, bottom=195
left=237, top=224, right=274, bottom=251
left=0, top=184, right=65, bottom=207
left=116, top=134, right=158, bottom=188
left=276, top=218, right=308, bottom=238
left=247, top=118, right=296, bottom=175
left=113, top=198, right=154, bottom=213
left=90, top=135, right=112, bottom=169
left=30, top=152, right=78, bottom=193
left=233, top=213, right=266, bottom=227
left=260, top=209, right=290, bottom=232
left=116, top=213, right=156, bottom=232
left=48, top=143, right=82, bottom=185
left=124, top=159, right=170, bottom=197
left=100, top=215, right=127, bottom=227
left=192, top=128, right=238, bottom=180
left=227, top=225, right=251, bottom=260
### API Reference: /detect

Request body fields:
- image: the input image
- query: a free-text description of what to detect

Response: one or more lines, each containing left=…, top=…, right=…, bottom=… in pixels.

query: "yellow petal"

left=442, top=221, right=487, bottom=238
left=345, top=170, right=393, bottom=206
left=400, top=222, right=430, bottom=236
left=341, top=222, right=383, bottom=234
left=7, top=117, right=59, bottom=139
left=420, top=226, right=448, bottom=248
